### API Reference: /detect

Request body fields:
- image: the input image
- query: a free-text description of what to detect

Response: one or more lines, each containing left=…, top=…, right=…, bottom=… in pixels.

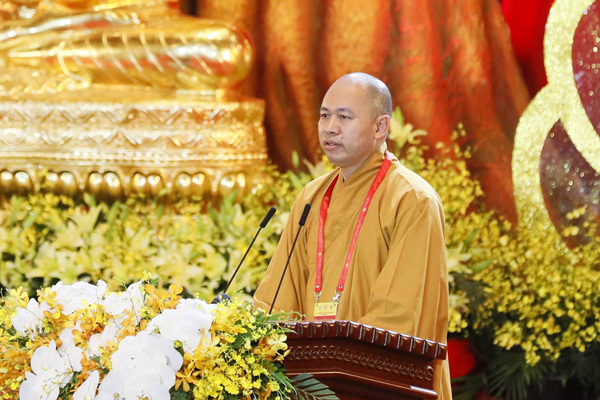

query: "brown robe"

left=254, top=147, right=452, bottom=399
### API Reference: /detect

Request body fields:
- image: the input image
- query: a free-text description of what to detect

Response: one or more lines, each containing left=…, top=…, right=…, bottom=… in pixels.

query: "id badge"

left=313, top=302, right=338, bottom=321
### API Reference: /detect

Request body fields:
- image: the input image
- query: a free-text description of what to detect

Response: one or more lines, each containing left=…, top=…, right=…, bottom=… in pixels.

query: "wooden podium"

left=284, top=321, right=446, bottom=400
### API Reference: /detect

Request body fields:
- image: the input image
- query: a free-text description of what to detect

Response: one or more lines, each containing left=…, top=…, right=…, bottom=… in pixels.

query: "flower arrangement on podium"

left=0, top=276, right=337, bottom=400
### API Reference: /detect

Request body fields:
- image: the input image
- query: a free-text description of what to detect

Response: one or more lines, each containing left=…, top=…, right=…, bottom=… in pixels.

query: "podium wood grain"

left=284, top=321, right=447, bottom=400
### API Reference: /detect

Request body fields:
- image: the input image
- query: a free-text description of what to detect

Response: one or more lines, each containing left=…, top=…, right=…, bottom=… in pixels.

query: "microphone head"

left=260, top=207, right=277, bottom=228
left=211, top=293, right=231, bottom=304
left=299, top=204, right=311, bottom=226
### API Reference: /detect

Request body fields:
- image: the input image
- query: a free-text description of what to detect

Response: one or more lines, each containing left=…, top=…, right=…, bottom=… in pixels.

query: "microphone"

left=211, top=206, right=277, bottom=304
left=268, top=204, right=311, bottom=314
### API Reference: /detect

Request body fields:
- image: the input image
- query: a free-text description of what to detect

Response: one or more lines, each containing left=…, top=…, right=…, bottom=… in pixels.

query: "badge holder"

left=313, top=290, right=341, bottom=321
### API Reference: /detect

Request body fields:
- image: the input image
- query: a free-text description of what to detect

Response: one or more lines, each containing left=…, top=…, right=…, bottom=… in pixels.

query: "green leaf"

left=220, top=191, right=237, bottom=227
left=463, top=228, right=479, bottom=248
left=470, top=260, right=491, bottom=272
left=7, top=196, right=24, bottom=227
left=208, top=207, right=220, bottom=227
left=292, top=151, right=300, bottom=169
left=22, top=210, right=41, bottom=229
left=452, top=373, right=485, bottom=400
left=197, top=215, right=206, bottom=235
left=104, top=201, right=121, bottom=241
left=106, top=201, right=120, bottom=226
left=189, top=250, right=201, bottom=261
left=289, top=373, right=339, bottom=400
left=119, top=203, right=130, bottom=224
left=83, top=192, right=97, bottom=208
left=169, top=388, right=190, bottom=400
left=158, top=187, right=170, bottom=198
left=484, top=350, right=552, bottom=400
left=392, top=106, right=405, bottom=126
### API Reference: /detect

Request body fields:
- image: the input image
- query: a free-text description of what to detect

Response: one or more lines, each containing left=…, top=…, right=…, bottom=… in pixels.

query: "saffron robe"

left=254, top=147, right=452, bottom=399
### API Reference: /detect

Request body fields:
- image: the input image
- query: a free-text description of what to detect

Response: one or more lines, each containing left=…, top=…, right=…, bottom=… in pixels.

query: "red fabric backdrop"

left=502, top=0, right=555, bottom=95
left=193, top=0, right=557, bottom=222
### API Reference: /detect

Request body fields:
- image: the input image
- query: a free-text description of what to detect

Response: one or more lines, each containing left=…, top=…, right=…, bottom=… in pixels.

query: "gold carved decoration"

left=512, top=0, right=600, bottom=232
left=0, top=1, right=265, bottom=202
left=0, top=97, right=267, bottom=201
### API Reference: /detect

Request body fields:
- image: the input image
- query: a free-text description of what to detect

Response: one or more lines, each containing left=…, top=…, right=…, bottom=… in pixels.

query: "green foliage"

left=287, top=373, right=339, bottom=400
left=484, top=350, right=553, bottom=400
left=170, top=391, right=190, bottom=400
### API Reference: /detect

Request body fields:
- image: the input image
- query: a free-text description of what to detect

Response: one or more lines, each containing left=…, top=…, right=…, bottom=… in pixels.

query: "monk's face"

left=318, top=78, right=381, bottom=178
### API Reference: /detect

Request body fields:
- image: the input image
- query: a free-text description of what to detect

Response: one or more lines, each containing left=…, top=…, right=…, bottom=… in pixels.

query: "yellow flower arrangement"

left=395, top=123, right=600, bottom=398
left=0, top=277, right=336, bottom=399
left=0, top=193, right=284, bottom=301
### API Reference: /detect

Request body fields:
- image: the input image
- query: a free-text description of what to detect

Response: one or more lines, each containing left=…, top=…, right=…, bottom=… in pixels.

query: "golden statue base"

left=0, top=91, right=267, bottom=202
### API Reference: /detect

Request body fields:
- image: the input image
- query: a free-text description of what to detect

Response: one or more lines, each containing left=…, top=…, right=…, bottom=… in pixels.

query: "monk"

left=254, top=72, right=451, bottom=399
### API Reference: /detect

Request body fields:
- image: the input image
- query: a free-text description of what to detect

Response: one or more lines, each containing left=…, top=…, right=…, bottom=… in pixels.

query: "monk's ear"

left=375, top=115, right=390, bottom=140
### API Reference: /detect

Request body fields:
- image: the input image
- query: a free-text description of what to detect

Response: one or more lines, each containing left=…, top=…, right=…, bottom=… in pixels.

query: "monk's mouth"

left=323, top=141, right=341, bottom=148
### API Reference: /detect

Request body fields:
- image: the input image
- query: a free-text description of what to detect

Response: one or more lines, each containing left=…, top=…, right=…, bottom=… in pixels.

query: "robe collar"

left=338, top=142, right=388, bottom=185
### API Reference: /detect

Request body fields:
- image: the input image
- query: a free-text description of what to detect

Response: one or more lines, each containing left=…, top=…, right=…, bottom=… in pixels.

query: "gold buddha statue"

left=0, top=0, right=253, bottom=99
left=0, top=0, right=266, bottom=202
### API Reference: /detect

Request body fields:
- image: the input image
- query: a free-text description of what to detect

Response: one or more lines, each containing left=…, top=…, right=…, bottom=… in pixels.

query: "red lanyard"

left=315, top=151, right=393, bottom=303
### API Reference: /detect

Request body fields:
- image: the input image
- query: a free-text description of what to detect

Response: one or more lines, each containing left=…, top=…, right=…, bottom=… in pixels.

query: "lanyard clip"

left=314, top=291, right=322, bottom=303
left=332, top=290, right=342, bottom=304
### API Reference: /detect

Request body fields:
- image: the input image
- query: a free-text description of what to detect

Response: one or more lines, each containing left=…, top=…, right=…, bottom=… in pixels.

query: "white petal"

left=18, top=379, right=37, bottom=400
left=73, top=370, right=99, bottom=400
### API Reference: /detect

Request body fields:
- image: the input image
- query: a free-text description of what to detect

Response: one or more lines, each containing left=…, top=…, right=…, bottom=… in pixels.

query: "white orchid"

left=124, top=280, right=146, bottom=322
left=95, top=370, right=171, bottom=400
left=51, top=281, right=107, bottom=315
left=101, top=291, right=130, bottom=317
left=87, top=322, right=119, bottom=358
left=96, top=332, right=182, bottom=400
left=123, top=379, right=171, bottom=400
left=176, top=297, right=215, bottom=311
left=101, top=280, right=145, bottom=327
left=11, top=298, right=49, bottom=338
left=19, top=341, right=77, bottom=400
left=147, top=298, right=215, bottom=354
left=4, top=278, right=293, bottom=400
left=73, top=370, right=99, bottom=400
left=57, top=327, right=84, bottom=373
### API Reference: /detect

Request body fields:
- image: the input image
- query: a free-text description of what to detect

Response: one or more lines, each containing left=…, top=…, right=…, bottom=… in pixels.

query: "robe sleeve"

left=358, top=191, right=449, bottom=343
left=253, top=193, right=310, bottom=317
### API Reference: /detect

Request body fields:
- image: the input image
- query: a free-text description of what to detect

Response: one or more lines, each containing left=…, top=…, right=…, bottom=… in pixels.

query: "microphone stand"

left=268, top=204, right=311, bottom=314
left=211, top=207, right=276, bottom=304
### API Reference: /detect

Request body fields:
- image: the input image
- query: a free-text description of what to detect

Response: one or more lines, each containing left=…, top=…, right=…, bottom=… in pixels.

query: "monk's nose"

left=322, top=117, right=340, bottom=134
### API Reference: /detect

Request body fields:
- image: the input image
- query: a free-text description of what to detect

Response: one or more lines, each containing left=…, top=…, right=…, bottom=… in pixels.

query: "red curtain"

left=502, top=0, right=555, bottom=95
left=197, top=0, right=533, bottom=221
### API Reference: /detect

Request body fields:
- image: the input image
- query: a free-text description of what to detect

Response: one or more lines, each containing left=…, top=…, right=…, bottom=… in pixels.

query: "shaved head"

left=319, top=72, right=392, bottom=178
left=336, top=72, right=393, bottom=118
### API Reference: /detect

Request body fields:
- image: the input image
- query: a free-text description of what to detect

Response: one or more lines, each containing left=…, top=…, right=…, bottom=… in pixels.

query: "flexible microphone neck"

left=212, top=207, right=276, bottom=304
left=268, top=204, right=311, bottom=314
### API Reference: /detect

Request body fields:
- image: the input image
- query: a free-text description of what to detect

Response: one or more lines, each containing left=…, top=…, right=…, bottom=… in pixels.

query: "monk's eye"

left=340, top=115, right=350, bottom=120
left=320, top=113, right=329, bottom=119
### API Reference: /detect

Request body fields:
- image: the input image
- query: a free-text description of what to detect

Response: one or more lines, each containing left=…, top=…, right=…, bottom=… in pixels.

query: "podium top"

left=284, top=320, right=447, bottom=361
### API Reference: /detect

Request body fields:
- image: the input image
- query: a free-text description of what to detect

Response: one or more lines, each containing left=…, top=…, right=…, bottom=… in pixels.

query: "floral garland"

left=0, top=275, right=306, bottom=400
